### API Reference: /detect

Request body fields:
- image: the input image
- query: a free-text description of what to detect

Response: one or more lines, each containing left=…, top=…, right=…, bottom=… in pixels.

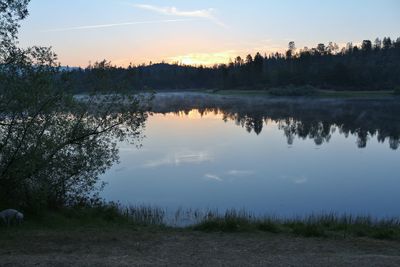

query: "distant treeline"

left=62, top=37, right=400, bottom=92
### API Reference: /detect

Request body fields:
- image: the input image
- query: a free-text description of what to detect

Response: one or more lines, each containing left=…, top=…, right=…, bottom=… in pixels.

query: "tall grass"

left=123, top=205, right=165, bottom=226
left=3, top=204, right=400, bottom=240
left=191, top=210, right=400, bottom=240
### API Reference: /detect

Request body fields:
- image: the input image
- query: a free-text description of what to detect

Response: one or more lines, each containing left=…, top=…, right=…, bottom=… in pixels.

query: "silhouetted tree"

left=362, top=40, right=372, bottom=53
left=383, top=37, right=392, bottom=49
left=286, top=41, right=296, bottom=58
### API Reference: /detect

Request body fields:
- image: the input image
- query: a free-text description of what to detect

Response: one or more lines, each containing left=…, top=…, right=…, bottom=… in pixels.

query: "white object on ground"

left=0, top=209, right=24, bottom=226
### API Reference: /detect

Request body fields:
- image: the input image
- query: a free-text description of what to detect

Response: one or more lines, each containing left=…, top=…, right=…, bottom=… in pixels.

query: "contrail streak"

left=43, top=19, right=196, bottom=32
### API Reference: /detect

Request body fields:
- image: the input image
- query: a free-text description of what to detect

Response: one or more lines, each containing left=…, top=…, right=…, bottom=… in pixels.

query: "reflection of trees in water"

left=152, top=94, right=400, bottom=150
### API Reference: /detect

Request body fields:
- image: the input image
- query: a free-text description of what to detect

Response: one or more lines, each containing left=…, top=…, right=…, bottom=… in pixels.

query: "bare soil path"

left=1, top=229, right=400, bottom=266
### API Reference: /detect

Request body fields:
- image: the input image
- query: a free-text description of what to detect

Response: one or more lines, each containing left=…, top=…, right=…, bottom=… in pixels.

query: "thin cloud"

left=294, top=177, right=308, bottom=184
left=281, top=175, right=309, bottom=185
left=227, top=170, right=254, bottom=176
left=133, top=4, right=226, bottom=28
left=143, top=151, right=212, bottom=168
left=204, top=174, right=223, bottom=182
left=43, top=19, right=195, bottom=32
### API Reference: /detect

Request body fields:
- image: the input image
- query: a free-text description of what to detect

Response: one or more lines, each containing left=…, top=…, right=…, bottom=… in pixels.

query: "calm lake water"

left=101, top=93, right=400, bottom=218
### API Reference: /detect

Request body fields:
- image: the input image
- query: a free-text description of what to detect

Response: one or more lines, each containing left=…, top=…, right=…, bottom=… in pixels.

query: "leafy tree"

left=374, top=38, right=382, bottom=51
left=362, top=40, right=372, bottom=53
left=0, top=1, right=150, bottom=211
left=327, top=42, right=339, bottom=55
left=286, top=41, right=296, bottom=58
left=383, top=37, right=392, bottom=49
left=245, top=54, right=253, bottom=64
left=316, top=43, right=326, bottom=55
left=234, top=56, right=243, bottom=67
left=0, top=0, right=29, bottom=55
left=253, top=52, right=264, bottom=74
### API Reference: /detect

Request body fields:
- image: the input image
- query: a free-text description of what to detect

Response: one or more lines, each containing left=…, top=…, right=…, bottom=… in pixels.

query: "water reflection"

left=152, top=93, right=400, bottom=149
left=101, top=93, right=400, bottom=217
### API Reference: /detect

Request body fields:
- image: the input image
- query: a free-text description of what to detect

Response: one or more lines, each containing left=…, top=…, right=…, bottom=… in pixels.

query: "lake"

left=101, top=93, right=400, bottom=218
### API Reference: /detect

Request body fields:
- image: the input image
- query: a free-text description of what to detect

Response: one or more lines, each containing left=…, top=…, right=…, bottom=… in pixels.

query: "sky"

left=18, top=0, right=400, bottom=67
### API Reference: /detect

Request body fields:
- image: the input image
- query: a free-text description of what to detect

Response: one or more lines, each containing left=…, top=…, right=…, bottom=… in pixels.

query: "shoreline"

left=2, top=206, right=400, bottom=241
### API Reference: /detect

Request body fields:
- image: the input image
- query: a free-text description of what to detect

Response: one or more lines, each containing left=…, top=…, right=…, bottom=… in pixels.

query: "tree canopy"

left=0, top=1, right=150, bottom=211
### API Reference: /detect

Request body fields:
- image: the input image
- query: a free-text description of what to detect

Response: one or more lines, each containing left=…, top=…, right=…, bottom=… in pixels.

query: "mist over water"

left=101, top=93, right=400, bottom=218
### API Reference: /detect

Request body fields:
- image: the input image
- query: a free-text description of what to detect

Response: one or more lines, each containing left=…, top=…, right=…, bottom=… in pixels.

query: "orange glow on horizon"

left=57, top=45, right=287, bottom=68
left=168, top=50, right=237, bottom=66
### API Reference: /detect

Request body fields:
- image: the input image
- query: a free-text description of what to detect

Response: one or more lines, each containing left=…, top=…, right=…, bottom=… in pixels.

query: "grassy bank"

left=2, top=205, right=400, bottom=241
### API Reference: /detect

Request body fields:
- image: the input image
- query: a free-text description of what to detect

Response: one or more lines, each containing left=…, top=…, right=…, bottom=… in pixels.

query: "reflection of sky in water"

left=101, top=109, right=400, bottom=218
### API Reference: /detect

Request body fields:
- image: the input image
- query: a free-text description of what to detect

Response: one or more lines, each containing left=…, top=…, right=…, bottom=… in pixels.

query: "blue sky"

left=19, top=0, right=400, bottom=66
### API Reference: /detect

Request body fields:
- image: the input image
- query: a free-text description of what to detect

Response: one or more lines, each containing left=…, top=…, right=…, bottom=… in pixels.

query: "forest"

left=63, top=38, right=400, bottom=93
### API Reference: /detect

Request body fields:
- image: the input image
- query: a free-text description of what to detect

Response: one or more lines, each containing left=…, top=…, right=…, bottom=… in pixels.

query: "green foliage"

left=0, top=0, right=30, bottom=53
left=268, top=85, right=318, bottom=96
left=0, top=2, right=151, bottom=212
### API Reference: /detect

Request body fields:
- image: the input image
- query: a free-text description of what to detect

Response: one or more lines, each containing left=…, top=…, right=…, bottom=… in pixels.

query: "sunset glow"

left=18, top=0, right=400, bottom=67
left=169, top=50, right=237, bottom=66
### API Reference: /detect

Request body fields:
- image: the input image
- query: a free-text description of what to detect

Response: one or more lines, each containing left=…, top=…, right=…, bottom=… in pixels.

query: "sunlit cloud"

left=204, top=173, right=223, bottom=182
left=133, top=4, right=226, bottom=28
left=169, top=50, right=237, bottom=66
left=43, top=19, right=195, bottom=32
left=167, top=39, right=288, bottom=66
left=143, top=151, right=212, bottom=168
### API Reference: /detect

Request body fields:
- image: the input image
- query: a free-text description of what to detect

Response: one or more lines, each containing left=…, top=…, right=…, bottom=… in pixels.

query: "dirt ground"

left=1, top=229, right=400, bottom=266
